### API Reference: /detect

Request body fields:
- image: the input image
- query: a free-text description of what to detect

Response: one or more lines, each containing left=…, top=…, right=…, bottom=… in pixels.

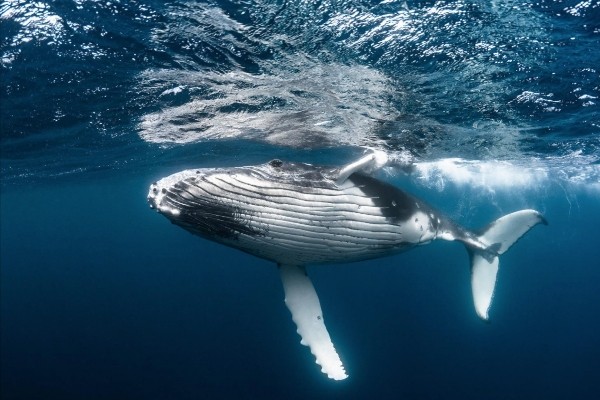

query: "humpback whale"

left=147, top=152, right=547, bottom=380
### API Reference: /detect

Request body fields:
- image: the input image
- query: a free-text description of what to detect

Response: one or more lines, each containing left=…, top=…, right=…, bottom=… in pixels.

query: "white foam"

left=412, top=155, right=600, bottom=193
left=414, top=158, right=547, bottom=190
left=160, top=86, right=185, bottom=96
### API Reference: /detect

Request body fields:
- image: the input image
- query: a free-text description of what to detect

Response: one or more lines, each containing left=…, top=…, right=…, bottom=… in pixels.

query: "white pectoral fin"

left=335, top=150, right=388, bottom=184
left=279, top=264, right=347, bottom=380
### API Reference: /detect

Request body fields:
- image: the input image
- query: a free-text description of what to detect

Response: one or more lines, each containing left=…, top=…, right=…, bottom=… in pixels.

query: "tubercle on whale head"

left=147, top=182, right=159, bottom=210
left=148, top=168, right=205, bottom=214
left=147, top=181, right=181, bottom=217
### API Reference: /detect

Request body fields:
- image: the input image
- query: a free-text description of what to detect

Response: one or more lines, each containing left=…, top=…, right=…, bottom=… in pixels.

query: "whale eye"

left=269, top=159, right=283, bottom=168
left=161, top=188, right=167, bottom=194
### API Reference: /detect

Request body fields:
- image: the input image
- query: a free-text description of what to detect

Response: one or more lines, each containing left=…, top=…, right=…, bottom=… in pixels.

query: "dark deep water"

left=1, top=1, right=600, bottom=399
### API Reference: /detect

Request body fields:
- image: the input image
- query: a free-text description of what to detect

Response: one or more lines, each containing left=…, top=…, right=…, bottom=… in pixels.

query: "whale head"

left=148, top=168, right=264, bottom=241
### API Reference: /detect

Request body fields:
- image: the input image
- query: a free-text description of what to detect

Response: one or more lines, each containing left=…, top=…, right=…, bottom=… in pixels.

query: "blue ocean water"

left=1, top=1, right=599, bottom=399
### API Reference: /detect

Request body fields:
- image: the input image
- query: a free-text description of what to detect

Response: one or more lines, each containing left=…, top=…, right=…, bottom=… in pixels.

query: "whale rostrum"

left=147, top=152, right=547, bottom=380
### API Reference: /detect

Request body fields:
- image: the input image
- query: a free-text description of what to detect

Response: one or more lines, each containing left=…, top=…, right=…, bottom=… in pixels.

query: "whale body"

left=147, top=153, right=547, bottom=380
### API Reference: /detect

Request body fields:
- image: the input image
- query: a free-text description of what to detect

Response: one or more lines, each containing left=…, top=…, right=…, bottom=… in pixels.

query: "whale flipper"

left=279, top=264, right=347, bottom=380
left=468, top=210, right=548, bottom=320
left=335, top=150, right=388, bottom=184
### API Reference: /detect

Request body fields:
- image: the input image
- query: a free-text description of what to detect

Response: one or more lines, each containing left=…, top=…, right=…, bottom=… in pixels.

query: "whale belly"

left=153, top=168, right=408, bottom=265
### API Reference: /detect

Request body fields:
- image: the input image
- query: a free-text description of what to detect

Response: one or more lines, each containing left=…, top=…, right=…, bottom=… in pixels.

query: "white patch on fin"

left=470, top=252, right=499, bottom=320
left=279, top=264, right=347, bottom=380
left=336, top=150, right=388, bottom=184
left=478, top=209, right=547, bottom=254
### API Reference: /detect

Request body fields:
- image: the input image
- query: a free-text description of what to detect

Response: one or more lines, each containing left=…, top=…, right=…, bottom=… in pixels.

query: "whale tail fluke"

left=467, top=210, right=548, bottom=321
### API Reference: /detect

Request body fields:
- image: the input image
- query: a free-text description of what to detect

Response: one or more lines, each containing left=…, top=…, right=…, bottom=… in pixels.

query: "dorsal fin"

left=335, top=150, right=388, bottom=185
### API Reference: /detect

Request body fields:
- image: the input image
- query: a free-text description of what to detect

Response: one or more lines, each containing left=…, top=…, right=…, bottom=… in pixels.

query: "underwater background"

left=1, top=1, right=599, bottom=399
